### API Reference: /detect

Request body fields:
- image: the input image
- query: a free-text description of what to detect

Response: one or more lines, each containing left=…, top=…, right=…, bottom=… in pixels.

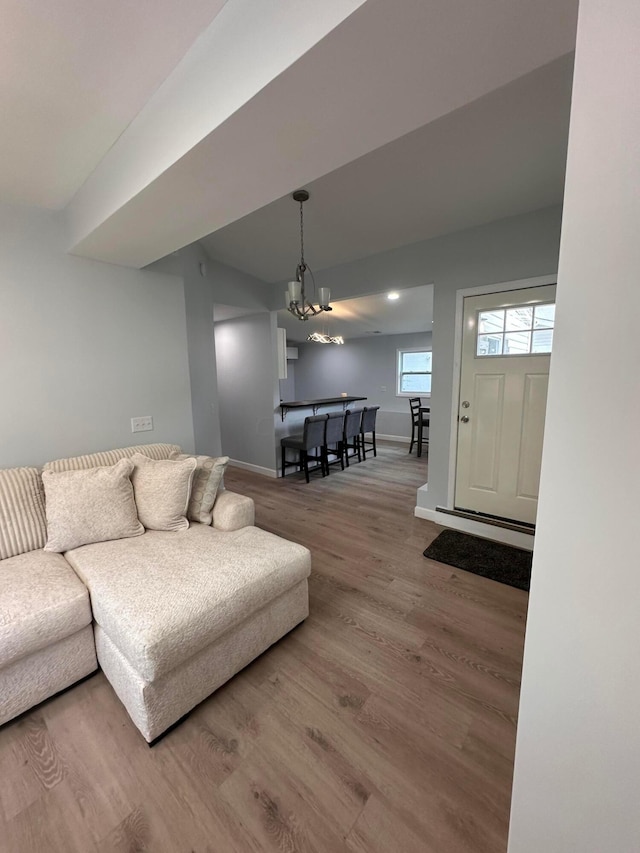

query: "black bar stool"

left=322, top=411, right=345, bottom=474
left=360, top=406, right=380, bottom=459
left=343, top=408, right=364, bottom=466
left=281, top=415, right=328, bottom=482
left=409, top=397, right=429, bottom=455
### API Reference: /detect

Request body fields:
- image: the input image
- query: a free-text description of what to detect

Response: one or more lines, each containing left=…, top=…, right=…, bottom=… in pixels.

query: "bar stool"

left=281, top=415, right=328, bottom=482
left=360, top=406, right=380, bottom=459
left=322, top=411, right=345, bottom=474
left=343, top=408, right=364, bottom=466
left=409, top=397, right=429, bottom=455
left=417, top=407, right=430, bottom=457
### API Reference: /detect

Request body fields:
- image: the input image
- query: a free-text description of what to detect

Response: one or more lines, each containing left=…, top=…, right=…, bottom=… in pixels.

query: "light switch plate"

left=131, top=416, right=153, bottom=433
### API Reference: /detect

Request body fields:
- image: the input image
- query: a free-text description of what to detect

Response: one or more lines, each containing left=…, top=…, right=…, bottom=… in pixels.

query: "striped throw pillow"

left=169, top=453, right=229, bottom=525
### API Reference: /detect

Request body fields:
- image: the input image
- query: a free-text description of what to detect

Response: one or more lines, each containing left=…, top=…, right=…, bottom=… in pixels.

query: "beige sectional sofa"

left=0, top=443, right=310, bottom=742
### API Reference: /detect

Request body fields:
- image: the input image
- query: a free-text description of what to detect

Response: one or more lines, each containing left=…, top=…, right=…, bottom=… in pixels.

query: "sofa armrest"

left=212, top=490, right=255, bottom=531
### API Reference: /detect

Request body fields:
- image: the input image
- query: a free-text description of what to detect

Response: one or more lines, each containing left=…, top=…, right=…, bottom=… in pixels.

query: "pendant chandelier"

left=307, top=332, right=344, bottom=345
left=286, top=190, right=332, bottom=321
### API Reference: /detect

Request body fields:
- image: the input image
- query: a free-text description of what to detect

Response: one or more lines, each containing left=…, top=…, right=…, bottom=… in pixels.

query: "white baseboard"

left=377, top=434, right=411, bottom=444
left=414, top=506, right=534, bottom=551
left=228, top=459, right=278, bottom=478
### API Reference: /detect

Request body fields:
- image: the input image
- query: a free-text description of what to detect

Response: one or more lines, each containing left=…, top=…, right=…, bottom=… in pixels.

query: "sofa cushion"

left=42, top=459, right=144, bottom=552
left=65, top=523, right=311, bottom=681
left=169, top=452, right=229, bottom=525
left=0, top=467, right=47, bottom=560
left=0, top=549, right=92, bottom=668
left=130, top=454, right=196, bottom=532
left=43, top=443, right=182, bottom=473
left=0, top=625, right=97, bottom=727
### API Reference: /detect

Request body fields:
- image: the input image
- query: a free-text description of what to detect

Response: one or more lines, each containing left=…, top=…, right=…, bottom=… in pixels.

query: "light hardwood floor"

left=0, top=443, right=528, bottom=853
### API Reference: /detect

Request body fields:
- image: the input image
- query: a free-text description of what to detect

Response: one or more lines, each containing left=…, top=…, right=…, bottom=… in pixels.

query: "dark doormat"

left=423, top=529, right=532, bottom=591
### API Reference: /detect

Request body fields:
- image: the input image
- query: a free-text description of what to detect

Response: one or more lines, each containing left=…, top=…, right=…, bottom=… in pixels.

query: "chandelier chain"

left=299, top=199, right=305, bottom=269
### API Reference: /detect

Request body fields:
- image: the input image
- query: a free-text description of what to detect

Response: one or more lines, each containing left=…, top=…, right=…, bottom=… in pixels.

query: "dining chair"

left=322, top=411, right=345, bottom=474
left=408, top=397, right=429, bottom=455
left=417, top=406, right=430, bottom=457
left=343, top=408, right=364, bottom=466
left=360, top=406, right=380, bottom=459
left=280, top=414, right=328, bottom=482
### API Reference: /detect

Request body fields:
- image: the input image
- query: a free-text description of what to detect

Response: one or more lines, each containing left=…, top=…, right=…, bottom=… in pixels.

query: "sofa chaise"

left=0, top=443, right=310, bottom=743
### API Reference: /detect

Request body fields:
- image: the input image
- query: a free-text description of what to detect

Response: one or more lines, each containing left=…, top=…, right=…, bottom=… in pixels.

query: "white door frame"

left=445, top=273, right=557, bottom=517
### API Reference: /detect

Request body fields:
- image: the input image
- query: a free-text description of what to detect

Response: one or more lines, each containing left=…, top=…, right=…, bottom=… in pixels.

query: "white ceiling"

left=276, top=285, right=434, bottom=344
left=201, top=55, right=573, bottom=282
left=0, top=0, right=228, bottom=208
left=63, top=0, right=578, bottom=266
left=0, top=0, right=578, bottom=269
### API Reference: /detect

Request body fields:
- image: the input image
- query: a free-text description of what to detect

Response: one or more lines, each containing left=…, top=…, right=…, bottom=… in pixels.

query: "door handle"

left=460, top=415, right=470, bottom=423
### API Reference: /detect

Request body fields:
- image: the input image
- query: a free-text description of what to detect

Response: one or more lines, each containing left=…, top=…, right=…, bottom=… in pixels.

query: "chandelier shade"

left=287, top=280, right=302, bottom=304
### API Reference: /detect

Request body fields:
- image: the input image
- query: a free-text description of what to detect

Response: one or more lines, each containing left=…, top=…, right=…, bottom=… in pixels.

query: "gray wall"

left=268, top=206, right=562, bottom=506
left=181, top=246, right=222, bottom=457
left=197, top=245, right=272, bottom=314
left=0, top=203, right=194, bottom=468
left=214, top=312, right=279, bottom=472
left=278, top=358, right=296, bottom=403
left=177, top=242, right=272, bottom=459
left=426, top=208, right=561, bottom=511
left=293, top=331, right=432, bottom=438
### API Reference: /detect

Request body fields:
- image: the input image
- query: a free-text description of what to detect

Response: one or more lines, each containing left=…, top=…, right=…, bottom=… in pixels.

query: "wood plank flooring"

left=0, top=443, right=528, bottom=853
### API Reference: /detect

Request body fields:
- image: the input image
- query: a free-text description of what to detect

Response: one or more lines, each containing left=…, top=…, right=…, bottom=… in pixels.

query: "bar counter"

left=279, top=396, right=366, bottom=421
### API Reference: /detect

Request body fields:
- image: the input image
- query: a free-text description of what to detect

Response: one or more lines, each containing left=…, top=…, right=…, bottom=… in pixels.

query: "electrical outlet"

left=380, top=386, right=387, bottom=392
left=131, top=416, right=153, bottom=433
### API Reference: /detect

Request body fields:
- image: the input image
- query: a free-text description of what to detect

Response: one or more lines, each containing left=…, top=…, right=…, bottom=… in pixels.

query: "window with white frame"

left=397, top=348, right=432, bottom=396
left=476, top=302, right=555, bottom=357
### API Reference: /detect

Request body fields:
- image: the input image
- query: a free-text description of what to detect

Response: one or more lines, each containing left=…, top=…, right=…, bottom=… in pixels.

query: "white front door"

left=454, top=285, right=556, bottom=526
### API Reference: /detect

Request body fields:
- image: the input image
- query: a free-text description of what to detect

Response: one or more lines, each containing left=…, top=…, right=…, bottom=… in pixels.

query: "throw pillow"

left=169, top=452, right=229, bottom=525
left=130, top=453, right=197, bottom=532
left=42, top=459, right=144, bottom=553
left=0, top=467, right=48, bottom=560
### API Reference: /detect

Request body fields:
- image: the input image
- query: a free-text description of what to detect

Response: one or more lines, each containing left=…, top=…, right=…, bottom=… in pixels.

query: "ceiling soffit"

left=66, top=0, right=578, bottom=268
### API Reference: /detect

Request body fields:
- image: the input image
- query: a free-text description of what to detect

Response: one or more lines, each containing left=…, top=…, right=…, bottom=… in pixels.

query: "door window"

left=476, top=303, right=555, bottom=357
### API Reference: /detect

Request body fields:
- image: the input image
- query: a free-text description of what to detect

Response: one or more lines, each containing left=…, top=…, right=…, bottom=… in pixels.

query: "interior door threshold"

left=436, top=506, right=535, bottom=535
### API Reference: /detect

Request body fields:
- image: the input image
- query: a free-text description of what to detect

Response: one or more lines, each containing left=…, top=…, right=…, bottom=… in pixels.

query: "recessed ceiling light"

left=387, top=292, right=400, bottom=301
